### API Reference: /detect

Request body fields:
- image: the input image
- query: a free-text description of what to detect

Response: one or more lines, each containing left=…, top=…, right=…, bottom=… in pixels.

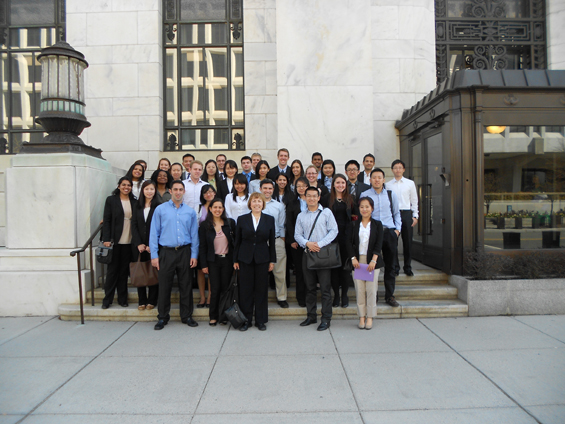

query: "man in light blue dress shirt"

left=295, top=186, right=339, bottom=331
left=150, top=180, right=200, bottom=330
left=360, top=168, right=402, bottom=307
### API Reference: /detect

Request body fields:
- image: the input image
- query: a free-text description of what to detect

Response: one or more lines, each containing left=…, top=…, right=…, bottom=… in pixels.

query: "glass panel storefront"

left=483, top=126, right=565, bottom=250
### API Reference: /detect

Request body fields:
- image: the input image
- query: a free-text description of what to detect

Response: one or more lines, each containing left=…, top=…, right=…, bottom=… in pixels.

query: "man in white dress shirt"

left=261, top=179, right=288, bottom=308
left=386, top=159, right=418, bottom=276
left=183, top=160, right=205, bottom=214
left=361, top=153, right=375, bottom=185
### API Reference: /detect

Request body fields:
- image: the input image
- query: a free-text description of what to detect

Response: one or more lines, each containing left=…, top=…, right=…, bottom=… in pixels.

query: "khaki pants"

left=353, top=255, right=380, bottom=318
left=273, top=237, right=287, bottom=301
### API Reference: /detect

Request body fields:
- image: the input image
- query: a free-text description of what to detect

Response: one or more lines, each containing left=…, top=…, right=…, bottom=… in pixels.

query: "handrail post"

left=89, top=243, right=95, bottom=306
left=76, top=254, right=85, bottom=325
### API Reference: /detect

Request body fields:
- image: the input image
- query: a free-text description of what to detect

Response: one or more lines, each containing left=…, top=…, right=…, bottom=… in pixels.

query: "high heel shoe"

left=358, top=318, right=366, bottom=329
left=209, top=321, right=217, bottom=326
left=196, top=302, right=206, bottom=308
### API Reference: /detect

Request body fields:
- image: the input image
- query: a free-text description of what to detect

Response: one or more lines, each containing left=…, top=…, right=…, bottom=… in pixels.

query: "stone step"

left=58, top=299, right=468, bottom=321
left=86, top=283, right=458, bottom=304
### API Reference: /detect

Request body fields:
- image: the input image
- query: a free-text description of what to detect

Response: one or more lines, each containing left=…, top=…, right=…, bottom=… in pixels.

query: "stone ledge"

left=450, top=276, right=565, bottom=316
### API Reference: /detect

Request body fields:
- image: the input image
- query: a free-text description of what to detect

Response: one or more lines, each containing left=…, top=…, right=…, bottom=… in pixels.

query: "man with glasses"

left=295, top=187, right=338, bottom=331
left=345, top=159, right=369, bottom=202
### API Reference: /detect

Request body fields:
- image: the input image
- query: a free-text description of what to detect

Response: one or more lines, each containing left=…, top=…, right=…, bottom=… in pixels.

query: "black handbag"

left=304, top=210, right=342, bottom=270
left=95, top=242, right=113, bottom=264
left=219, top=271, right=240, bottom=323
left=225, top=302, right=247, bottom=328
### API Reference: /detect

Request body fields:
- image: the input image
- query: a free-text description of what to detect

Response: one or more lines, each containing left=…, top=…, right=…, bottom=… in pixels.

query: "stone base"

left=450, top=276, right=565, bottom=316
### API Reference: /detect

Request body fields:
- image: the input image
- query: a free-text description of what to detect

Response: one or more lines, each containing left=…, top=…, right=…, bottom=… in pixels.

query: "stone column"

left=547, top=0, right=565, bottom=69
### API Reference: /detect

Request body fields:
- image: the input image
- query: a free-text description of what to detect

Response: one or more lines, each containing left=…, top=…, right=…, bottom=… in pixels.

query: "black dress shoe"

left=257, top=323, right=266, bottom=331
left=119, top=303, right=129, bottom=307
left=278, top=300, right=289, bottom=308
left=394, top=271, right=400, bottom=276
left=184, top=318, right=199, bottom=327
left=341, top=303, right=349, bottom=308
left=101, top=304, right=110, bottom=310
left=300, top=317, right=317, bottom=327
left=385, top=296, right=400, bottom=307
left=298, top=302, right=306, bottom=307
left=239, top=322, right=249, bottom=331
left=196, top=302, right=206, bottom=308
left=405, top=270, right=414, bottom=276
left=209, top=321, right=217, bottom=326
left=154, top=320, right=167, bottom=330
left=317, top=322, right=330, bottom=331
left=332, top=297, right=340, bottom=307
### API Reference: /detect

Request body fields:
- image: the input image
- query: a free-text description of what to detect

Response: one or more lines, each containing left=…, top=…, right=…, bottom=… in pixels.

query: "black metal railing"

left=70, top=223, right=103, bottom=324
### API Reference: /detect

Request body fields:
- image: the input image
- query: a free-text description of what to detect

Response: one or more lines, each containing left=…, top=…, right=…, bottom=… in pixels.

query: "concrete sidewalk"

left=0, top=315, right=564, bottom=424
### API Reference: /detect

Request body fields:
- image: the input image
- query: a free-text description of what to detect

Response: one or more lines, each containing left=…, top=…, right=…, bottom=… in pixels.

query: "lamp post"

left=20, top=41, right=102, bottom=158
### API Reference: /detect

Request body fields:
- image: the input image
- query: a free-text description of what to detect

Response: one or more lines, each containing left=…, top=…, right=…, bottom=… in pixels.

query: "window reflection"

left=483, top=125, right=565, bottom=250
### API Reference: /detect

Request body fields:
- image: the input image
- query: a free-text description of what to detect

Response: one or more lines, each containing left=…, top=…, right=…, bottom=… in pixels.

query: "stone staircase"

left=58, top=267, right=468, bottom=321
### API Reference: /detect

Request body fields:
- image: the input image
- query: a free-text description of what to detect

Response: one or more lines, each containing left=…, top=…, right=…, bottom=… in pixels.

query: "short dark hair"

left=363, top=153, right=375, bottom=162
left=358, top=196, right=374, bottom=209
left=345, top=159, right=360, bottom=171
left=260, top=178, right=275, bottom=189
left=241, top=156, right=252, bottom=163
left=182, top=153, right=195, bottom=160
left=312, top=152, right=323, bottom=160
left=224, top=159, right=238, bottom=173
left=305, top=186, right=320, bottom=197
left=370, top=167, right=385, bottom=178
left=277, top=148, right=289, bottom=157
left=216, top=153, right=227, bottom=160
left=170, top=180, right=185, bottom=189
left=112, top=176, right=133, bottom=196
left=391, top=159, right=406, bottom=169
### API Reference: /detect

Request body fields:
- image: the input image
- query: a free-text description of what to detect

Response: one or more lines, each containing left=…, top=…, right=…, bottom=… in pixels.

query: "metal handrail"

left=70, top=223, right=103, bottom=324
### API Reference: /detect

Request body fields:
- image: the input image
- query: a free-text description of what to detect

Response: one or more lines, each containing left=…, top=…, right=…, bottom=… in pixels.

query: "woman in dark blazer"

left=285, top=176, right=309, bottom=307
left=102, top=176, right=137, bottom=309
left=216, top=159, right=238, bottom=201
left=347, top=196, right=384, bottom=330
left=131, top=180, right=160, bottom=310
left=199, top=198, right=237, bottom=326
left=233, top=192, right=276, bottom=331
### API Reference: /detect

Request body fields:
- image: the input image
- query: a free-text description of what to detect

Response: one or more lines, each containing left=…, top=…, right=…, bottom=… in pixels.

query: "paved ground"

left=0, top=315, right=564, bottom=424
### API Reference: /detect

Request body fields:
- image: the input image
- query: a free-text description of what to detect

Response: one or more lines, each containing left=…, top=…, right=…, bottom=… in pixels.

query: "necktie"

left=350, top=183, right=356, bottom=195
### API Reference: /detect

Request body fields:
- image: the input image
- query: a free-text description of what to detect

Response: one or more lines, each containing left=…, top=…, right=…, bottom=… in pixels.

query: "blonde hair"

left=247, top=192, right=266, bottom=210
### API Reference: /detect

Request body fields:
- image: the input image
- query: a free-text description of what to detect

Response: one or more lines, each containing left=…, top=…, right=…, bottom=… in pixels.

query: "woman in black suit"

left=131, top=180, right=160, bottom=310
left=217, top=159, right=238, bottom=201
left=101, top=176, right=137, bottom=309
left=286, top=176, right=309, bottom=307
left=199, top=198, right=236, bottom=326
left=347, top=197, right=384, bottom=330
left=233, top=192, right=276, bottom=331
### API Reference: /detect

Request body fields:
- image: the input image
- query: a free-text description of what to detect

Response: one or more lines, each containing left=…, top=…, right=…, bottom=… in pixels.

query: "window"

left=435, top=0, right=546, bottom=83
left=0, top=0, right=65, bottom=154
left=163, top=0, right=244, bottom=151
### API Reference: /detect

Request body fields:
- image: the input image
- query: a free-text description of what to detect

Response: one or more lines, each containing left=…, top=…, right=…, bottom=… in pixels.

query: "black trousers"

left=290, top=246, right=305, bottom=305
left=394, top=210, right=414, bottom=273
left=208, top=255, right=233, bottom=321
left=382, top=229, right=398, bottom=300
left=331, top=238, right=351, bottom=303
left=239, top=261, right=269, bottom=325
left=157, top=245, right=194, bottom=322
left=303, top=260, right=332, bottom=323
left=103, top=243, right=131, bottom=306
left=137, top=285, right=158, bottom=306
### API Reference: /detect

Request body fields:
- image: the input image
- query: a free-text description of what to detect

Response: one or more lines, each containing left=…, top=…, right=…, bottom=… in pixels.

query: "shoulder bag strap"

left=307, top=210, right=323, bottom=240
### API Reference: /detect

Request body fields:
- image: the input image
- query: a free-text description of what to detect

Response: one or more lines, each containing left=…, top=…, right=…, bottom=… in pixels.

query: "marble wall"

left=547, top=0, right=565, bottom=69
left=276, top=0, right=374, bottom=172
left=66, top=0, right=163, bottom=171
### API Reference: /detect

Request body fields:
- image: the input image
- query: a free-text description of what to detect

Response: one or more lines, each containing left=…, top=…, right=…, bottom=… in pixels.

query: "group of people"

left=101, top=148, right=418, bottom=331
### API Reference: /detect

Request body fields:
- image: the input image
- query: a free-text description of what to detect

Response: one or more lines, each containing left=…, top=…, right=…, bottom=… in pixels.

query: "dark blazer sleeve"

left=131, top=207, right=143, bottom=248
left=198, top=226, right=209, bottom=269
left=233, top=216, right=243, bottom=263
left=347, top=221, right=358, bottom=260
left=102, top=196, right=113, bottom=243
left=266, top=214, right=276, bottom=263
left=285, top=200, right=298, bottom=245
left=368, top=219, right=385, bottom=268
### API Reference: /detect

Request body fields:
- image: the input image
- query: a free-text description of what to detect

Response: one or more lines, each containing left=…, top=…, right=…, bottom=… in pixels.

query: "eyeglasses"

left=346, top=168, right=358, bottom=172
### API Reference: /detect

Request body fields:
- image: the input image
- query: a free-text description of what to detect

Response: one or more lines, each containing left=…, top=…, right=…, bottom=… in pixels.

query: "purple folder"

left=354, top=263, right=374, bottom=281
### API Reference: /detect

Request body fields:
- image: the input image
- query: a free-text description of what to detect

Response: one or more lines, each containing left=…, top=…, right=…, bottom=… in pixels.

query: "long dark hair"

left=321, top=159, right=336, bottom=187
left=125, top=162, right=145, bottom=182
left=289, top=159, right=304, bottom=185
left=293, top=176, right=309, bottom=196
left=202, top=159, right=220, bottom=183
left=275, top=173, right=292, bottom=206
left=137, top=180, right=160, bottom=209
left=150, top=169, right=173, bottom=189
left=255, top=160, right=270, bottom=180
left=199, top=184, right=217, bottom=205
left=329, top=173, right=353, bottom=209
left=232, top=173, right=249, bottom=201
left=202, top=198, right=229, bottom=230
left=224, top=159, right=238, bottom=177
left=112, top=176, right=134, bottom=198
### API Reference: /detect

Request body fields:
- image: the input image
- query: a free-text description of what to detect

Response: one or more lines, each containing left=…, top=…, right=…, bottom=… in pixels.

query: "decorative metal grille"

left=435, top=0, right=546, bottom=84
left=163, top=0, right=244, bottom=151
left=0, top=0, right=65, bottom=154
